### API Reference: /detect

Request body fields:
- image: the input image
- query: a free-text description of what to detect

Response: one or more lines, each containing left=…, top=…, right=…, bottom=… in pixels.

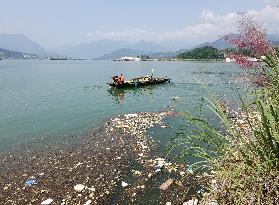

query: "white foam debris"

left=74, top=184, right=85, bottom=192
left=41, top=198, right=53, bottom=205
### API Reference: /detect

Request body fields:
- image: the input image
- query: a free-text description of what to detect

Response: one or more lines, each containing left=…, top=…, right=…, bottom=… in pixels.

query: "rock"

left=159, top=178, right=174, bottom=190
left=166, top=202, right=171, bottom=205
left=41, top=198, right=53, bottom=205
left=74, top=184, right=85, bottom=192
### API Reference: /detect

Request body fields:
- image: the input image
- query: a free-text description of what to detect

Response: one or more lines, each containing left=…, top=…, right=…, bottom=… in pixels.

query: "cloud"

left=248, top=5, right=279, bottom=32
left=92, top=5, right=279, bottom=44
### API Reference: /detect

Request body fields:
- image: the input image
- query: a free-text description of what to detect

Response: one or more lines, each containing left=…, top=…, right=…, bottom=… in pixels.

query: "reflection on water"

left=82, top=85, right=103, bottom=91
left=107, top=86, right=155, bottom=104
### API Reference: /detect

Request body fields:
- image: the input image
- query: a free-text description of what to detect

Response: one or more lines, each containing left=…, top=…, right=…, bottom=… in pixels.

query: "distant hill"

left=0, top=34, right=50, bottom=56
left=198, top=33, right=279, bottom=49
left=149, top=49, right=190, bottom=59
left=0, top=47, right=39, bottom=59
left=177, top=46, right=224, bottom=60
left=48, top=39, right=167, bottom=59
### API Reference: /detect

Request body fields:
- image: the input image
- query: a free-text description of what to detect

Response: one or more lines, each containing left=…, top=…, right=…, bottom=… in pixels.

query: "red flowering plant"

left=223, top=13, right=275, bottom=69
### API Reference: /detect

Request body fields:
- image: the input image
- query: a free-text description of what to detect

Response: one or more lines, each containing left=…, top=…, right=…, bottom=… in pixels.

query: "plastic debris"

left=187, top=165, right=193, bottom=174
left=155, top=158, right=166, bottom=168
left=85, top=200, right=92, bottom=205
left=25, top=178, right=37, bottom=186
left=155, top=168, right=162, bottom=173
left=159, top=178, right=174, bottom=190
left=183, top=199, right=198, bottom=205
left=121, top=181, right=128, bottom=187
left=74, top=184, right=85, bottom=192
left=41, top=198, right=53, bottom=204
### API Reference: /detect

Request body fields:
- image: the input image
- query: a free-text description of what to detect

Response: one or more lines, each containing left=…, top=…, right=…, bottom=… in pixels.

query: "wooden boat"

left=107, top=76, right=171, bottom=88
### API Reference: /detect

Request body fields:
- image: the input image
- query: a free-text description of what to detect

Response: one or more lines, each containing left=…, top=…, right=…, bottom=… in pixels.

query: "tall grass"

left=170, top=47, right=279, bottom=204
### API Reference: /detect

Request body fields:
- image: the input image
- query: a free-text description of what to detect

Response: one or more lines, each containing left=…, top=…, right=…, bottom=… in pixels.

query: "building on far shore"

left=113, top=56, right=141, bottom=61
left=113, top=56, right=159, bottom=61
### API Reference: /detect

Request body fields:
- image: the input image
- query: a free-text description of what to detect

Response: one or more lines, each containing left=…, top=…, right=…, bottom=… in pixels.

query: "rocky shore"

left=0, top=111, right=209, bottom=205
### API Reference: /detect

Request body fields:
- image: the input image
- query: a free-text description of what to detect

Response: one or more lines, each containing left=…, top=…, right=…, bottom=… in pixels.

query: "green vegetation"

left=177, top=46, right=224, bottom=60
left=170, top=16, right=279, bottom=205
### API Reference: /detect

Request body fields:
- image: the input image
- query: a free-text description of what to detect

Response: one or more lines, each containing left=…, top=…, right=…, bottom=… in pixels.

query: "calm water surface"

left=0, top=60, right=244, bottom=151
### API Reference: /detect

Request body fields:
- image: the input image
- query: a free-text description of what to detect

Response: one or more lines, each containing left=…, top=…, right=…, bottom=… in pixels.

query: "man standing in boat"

left=118, top=74, right=125, bottom=84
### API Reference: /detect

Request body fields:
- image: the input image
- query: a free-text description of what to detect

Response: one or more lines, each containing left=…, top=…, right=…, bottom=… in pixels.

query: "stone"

left=159, top=178, right=174, bottom=190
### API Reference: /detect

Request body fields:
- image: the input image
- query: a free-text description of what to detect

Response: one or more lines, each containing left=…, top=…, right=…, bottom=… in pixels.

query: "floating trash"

left=74, top=184, right=85, bottom=192
left=121, top=181, right=128, bottom=187
left=159, top=178, right=174, bottom=190
left=187, top=165, right=193, bottom=174
left=41, top=198, right=53, bottom=205
left=25, top=178, right=37, bottom=186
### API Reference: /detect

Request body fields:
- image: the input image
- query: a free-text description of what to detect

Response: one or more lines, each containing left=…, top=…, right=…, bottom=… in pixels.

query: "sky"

left=0, top=0, right=279, bottom=48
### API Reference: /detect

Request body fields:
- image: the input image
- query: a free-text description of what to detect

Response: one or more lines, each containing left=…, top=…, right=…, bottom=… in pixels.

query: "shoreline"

left=0, top=111, right=208, bottom=204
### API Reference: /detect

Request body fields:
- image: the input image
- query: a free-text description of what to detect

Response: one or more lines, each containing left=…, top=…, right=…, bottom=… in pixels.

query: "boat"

left=107, top=75, right=171, bottom=88
left=49, top=57, right=68, bottom=60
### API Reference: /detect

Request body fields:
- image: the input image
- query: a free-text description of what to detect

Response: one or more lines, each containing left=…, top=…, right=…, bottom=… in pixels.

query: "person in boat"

left=118, top=74, right=125, bottom=84
left=111, top=75, right=119, bottom=83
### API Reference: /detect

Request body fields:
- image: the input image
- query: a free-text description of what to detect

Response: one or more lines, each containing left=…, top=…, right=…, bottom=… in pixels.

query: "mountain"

left=0, top=47, right=39, bottom=59
left=268, top=34, right=279, bottom=46
left=198, top=38, right=232, bottom=50
left=198, top=33, right=279, bottom=50
left=0, top=34, right=50, bottom=56
left=48, top=40, right=167, bottom=59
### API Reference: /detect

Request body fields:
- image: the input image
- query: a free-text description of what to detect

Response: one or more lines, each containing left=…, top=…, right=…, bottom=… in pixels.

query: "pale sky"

left=0, top=0, right=278, bottom=47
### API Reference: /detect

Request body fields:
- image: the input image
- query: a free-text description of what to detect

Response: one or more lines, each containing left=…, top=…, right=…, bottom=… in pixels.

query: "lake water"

left=0, top=60, right=244, bottom=151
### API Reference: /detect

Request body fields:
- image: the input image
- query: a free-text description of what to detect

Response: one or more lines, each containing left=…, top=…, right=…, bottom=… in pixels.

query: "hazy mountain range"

left=0, top=33, right=278, bottom=60
left=198, top=34, right=279, bottom=50
left=0, top=34, right=49, bottom=55
left=0, top=47, right=39, bottom=59
left=47, top=40, right=167, bottom=59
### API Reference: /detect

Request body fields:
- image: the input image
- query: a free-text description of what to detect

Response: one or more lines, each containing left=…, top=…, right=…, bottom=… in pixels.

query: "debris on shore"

left=0, top=111, right=209, bottom=204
